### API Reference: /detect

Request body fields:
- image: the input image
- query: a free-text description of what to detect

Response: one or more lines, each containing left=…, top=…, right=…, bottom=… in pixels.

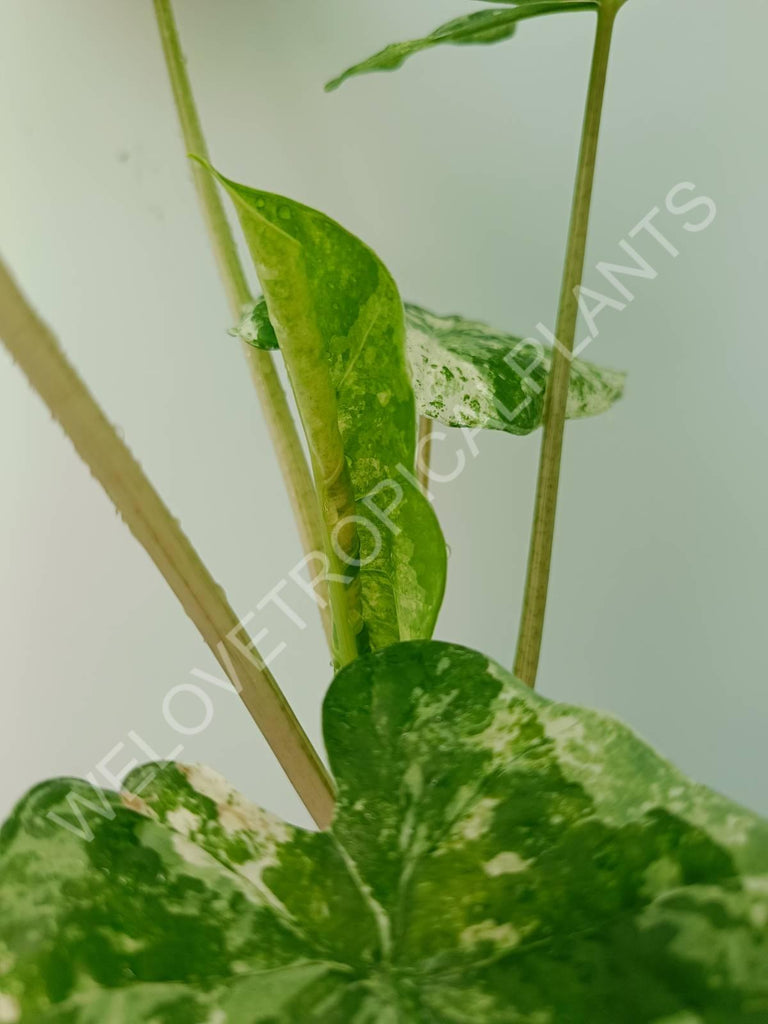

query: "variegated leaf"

left=2, top=641, right=767, bottom=1021
left=236, top=299, right=626, bottom=436
left=208, top=166, right=446, bottom=656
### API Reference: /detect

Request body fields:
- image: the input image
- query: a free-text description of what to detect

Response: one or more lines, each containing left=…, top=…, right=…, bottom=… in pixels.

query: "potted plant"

left=1, top=1, right=765, bottom=1020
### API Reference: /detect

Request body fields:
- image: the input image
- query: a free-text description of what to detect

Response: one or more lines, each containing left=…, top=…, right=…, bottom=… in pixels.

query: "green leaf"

left=3, top=641, right=767, bottom=1020
left=236, top=299, right=626, bottom=436
left=208, top=165, right=446, bottom=656
left=326, top=3, right=597, bottom=91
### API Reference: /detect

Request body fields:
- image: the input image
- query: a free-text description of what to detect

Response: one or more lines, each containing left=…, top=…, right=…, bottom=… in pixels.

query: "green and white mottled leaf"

left=209, top=165, right=446, bottom=654
left=3, top=641, right=767, bottom=1021
left=236, top=299, right=626, bottom=435
left=404, top=302, right=625, bottom=433
left=326, top=2, right=597, bottom=91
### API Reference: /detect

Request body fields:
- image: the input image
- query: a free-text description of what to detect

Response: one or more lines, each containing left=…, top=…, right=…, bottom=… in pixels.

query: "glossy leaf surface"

left=212, top=167, right=446, bottom=654
left=2, top=641, right=767, bottom=1021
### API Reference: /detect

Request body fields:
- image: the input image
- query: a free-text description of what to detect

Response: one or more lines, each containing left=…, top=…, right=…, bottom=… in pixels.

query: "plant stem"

left=0, top=258, right=335, bottom=829
left=153, top=0, right=333, bottom=651
left=514, top=6, right=616, bottom=688
left=417, top=416, right=433, bottom=494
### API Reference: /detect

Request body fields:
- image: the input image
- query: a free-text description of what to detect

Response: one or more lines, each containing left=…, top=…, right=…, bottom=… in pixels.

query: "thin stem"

left=0, top=258, right=335, bottom=829
left=514, top=6, right=617, bottom=688
left=417, top=416, right=433, bottom=495
left=153, top=0, right=333, bottom=651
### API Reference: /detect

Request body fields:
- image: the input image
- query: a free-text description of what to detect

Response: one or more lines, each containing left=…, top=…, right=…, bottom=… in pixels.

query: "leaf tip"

left=188, top=152, right=212, bottom=173
left=188, top=155, right=235, bottom=197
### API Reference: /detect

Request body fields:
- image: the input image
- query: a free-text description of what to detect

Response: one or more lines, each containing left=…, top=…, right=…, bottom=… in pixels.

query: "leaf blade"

left=326, top=3, right=598, bottom=91
left=405, top=302, right=625, bottom=434
left=210, top=168, right=447, bottom=655
left=3, top=643, right=767, bottom=1020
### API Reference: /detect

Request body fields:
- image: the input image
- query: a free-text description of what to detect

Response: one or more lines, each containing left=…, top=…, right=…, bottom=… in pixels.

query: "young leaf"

left=326, top=2, right=597, bottom=90
left=208, top=166, right=446, bottom=657
left=3, top=641, right=766, bottom=1021
left=236, top=299, right=626, bottom=436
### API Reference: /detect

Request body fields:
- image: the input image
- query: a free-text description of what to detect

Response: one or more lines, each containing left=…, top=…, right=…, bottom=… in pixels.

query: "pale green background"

left=1, top=0, right=766, bottom=827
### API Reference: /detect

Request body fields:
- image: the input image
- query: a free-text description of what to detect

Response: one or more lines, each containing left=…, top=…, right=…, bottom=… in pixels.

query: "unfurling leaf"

left=208, top=165, right=446, bottom=655
left=236, top=299, right=626, bottom=436
left=2, top=641, right=767, bottom=1021
left=326, top=2, right=597, bottom=91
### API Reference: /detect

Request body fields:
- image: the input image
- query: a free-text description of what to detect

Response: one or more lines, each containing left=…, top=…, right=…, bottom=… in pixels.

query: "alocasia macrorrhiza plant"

left=0, top=1, right=765, bottom=1021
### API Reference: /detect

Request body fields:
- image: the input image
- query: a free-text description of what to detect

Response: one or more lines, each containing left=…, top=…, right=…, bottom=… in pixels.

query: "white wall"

left=1, top=0, right=766, bottom=826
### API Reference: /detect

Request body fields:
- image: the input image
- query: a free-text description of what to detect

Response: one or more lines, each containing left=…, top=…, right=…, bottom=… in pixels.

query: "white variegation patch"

left=458, top=797, right=499, bottom=842
left=473, top=701, right=528, bottom=762
left=407, top=323, right=493, bottom=428
left=180, top=764, right=292, bottom=845
left=460, top=920, right=521, bottom=950
left=182, top=764, right=233, bottom=807
left=171, top=833, right=217, bottom=870
left=484, top=851, right=532, bottom=877
left=543, top=714, right=586, bottom=744
left=120, top=791, right=154, bottom=819
left=166, top=807, right=200, bottom=836
left=0, top=993, right=20, bottom=1024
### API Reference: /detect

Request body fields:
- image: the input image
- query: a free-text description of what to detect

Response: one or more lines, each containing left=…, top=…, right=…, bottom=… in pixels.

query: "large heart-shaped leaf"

left=236, top=299, right=626, bottom=435
left=2, top=641, right=767, bottom=1021
left=326, top=2, right=598, bottom=91
left=207, top=166, right=446, bottom=658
